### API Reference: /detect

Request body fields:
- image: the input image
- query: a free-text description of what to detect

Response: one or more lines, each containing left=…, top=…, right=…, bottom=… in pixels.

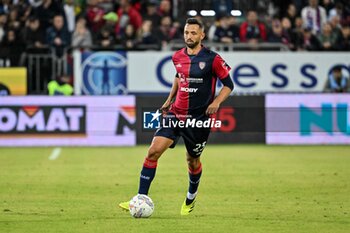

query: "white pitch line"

left=49, top=148, right=62, bottom=161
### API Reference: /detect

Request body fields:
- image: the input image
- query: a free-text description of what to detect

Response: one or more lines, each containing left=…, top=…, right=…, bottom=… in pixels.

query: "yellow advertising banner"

left=0, top=68, right=27, bottom=95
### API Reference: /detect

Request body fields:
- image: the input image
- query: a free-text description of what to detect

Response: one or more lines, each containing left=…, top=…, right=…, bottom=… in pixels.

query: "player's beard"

left=185, top=40, right=200, bottom=49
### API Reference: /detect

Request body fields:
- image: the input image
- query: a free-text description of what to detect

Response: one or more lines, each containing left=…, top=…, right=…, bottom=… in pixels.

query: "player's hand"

left=206, top=101, right=220, bottom=115
left=160, top=100, right=171, bottom=114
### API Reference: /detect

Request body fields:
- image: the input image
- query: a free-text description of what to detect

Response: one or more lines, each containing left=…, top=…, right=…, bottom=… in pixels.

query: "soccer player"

left=119, top=18, right=234, bottom=215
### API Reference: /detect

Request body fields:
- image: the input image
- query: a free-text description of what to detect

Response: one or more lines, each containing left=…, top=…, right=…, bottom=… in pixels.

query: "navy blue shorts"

left=154, top=112, right=211, bottom=158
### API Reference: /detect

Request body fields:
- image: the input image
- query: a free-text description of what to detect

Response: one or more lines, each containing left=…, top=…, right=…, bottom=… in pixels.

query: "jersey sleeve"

left=172, top=54, right=179, bottom=78
left=212, top=54, right=231, bottom=80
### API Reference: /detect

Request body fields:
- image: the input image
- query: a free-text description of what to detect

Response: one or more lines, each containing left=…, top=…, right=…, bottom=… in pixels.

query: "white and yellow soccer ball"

left=129, top=194, right=154, bottom=218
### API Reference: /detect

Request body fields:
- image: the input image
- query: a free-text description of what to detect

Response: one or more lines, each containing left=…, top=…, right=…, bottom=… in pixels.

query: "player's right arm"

left=161, top=76, right=178, bottom=112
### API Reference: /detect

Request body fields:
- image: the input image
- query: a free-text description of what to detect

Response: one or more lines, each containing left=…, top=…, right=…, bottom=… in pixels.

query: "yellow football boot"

left=118, top=201, right=129, bottom=211
left=180, top=199, right=196, bottom=215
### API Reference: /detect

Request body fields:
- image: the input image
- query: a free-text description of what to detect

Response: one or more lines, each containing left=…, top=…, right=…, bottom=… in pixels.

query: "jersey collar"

left=184, top=44, right=205, bottom=57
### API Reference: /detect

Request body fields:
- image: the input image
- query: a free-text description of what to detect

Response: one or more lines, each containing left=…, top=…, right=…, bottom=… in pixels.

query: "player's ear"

left=201, top=31, right=205, bottom=40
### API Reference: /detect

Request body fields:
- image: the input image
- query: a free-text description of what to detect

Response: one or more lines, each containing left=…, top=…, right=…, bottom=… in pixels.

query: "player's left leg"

left=186, top=153, right=202, bottom=205
left=180, top=152, right=203, bottom=216
left=180, top=127, right=210, bottom=215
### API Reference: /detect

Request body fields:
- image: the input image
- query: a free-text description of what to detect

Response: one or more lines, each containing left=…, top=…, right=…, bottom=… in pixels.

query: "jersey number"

left=193, top=141, right=207, bottom=156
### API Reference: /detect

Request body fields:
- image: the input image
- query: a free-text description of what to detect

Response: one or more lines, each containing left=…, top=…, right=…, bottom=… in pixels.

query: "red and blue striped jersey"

left=171, top=46, right=231, bottom=118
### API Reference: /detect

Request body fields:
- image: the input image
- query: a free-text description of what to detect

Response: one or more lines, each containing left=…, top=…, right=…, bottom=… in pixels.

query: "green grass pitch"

left=0, top=145, right=349, bottom=233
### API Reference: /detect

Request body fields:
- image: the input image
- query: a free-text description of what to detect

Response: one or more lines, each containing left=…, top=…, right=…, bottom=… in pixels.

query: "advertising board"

left=0, top=68, right=27, bottom=95
left=0, top=96, right=135, bottom=146
left=73, top=51, right=350, bottom=94
left=266, top=94, right=350, bottom=144
left=127, top=52, right=350, bottom=94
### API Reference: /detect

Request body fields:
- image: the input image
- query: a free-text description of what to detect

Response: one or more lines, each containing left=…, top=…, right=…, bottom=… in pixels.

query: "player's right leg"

left=138, top=136, right=174, bottom=195
left=119, top=136, right=173, bottom=211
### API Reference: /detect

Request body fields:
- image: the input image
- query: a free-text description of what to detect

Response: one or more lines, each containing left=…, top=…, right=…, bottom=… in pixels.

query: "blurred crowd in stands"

left=0, top=0, right=349, bottom=66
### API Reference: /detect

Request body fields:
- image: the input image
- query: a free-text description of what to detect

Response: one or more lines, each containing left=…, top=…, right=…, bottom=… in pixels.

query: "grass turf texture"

left=0, top=145, right=349, bottom=233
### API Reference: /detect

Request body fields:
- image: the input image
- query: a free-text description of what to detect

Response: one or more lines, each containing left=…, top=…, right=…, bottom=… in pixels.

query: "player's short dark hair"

left=185, top=18, right=204, bottom=30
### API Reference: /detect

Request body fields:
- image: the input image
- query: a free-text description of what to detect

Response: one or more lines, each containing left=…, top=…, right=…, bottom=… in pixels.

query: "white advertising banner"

left=128, top=51, right=174, bottom=93
left=0, top=96, right=135, bottom=146
left=266, top=94, right=350, bottom=144
left=127, top=52, right=350, bottom=94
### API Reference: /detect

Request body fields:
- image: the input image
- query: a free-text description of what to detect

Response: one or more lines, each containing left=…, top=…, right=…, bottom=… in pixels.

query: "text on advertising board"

left=0, top=106, right=86, bottom=136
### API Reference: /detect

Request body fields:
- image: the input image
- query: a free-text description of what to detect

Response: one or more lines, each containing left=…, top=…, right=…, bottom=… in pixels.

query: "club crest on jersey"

left=222, top=61, right=231, bottom=70
left=199, top=62, right=206, bottom=70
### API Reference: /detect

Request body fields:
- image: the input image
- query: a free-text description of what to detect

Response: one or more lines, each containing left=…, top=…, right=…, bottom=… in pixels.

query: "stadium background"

left=0, top=0, right=350, bottom=232
left=1, top=0, right=350, bottom=145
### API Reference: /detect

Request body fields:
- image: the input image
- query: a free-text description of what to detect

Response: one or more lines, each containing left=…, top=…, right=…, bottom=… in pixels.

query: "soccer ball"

left=129, top=194, right=154, bottom=218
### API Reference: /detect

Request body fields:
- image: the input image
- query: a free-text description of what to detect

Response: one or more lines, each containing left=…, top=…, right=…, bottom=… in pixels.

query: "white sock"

left=187, top=191, right=197, bottom=200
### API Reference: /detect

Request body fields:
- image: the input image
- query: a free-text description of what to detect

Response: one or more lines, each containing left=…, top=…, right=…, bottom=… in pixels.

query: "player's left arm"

left=206, top=77, right=233, bottom=115
left=206, top=55, right=234, bottom=115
